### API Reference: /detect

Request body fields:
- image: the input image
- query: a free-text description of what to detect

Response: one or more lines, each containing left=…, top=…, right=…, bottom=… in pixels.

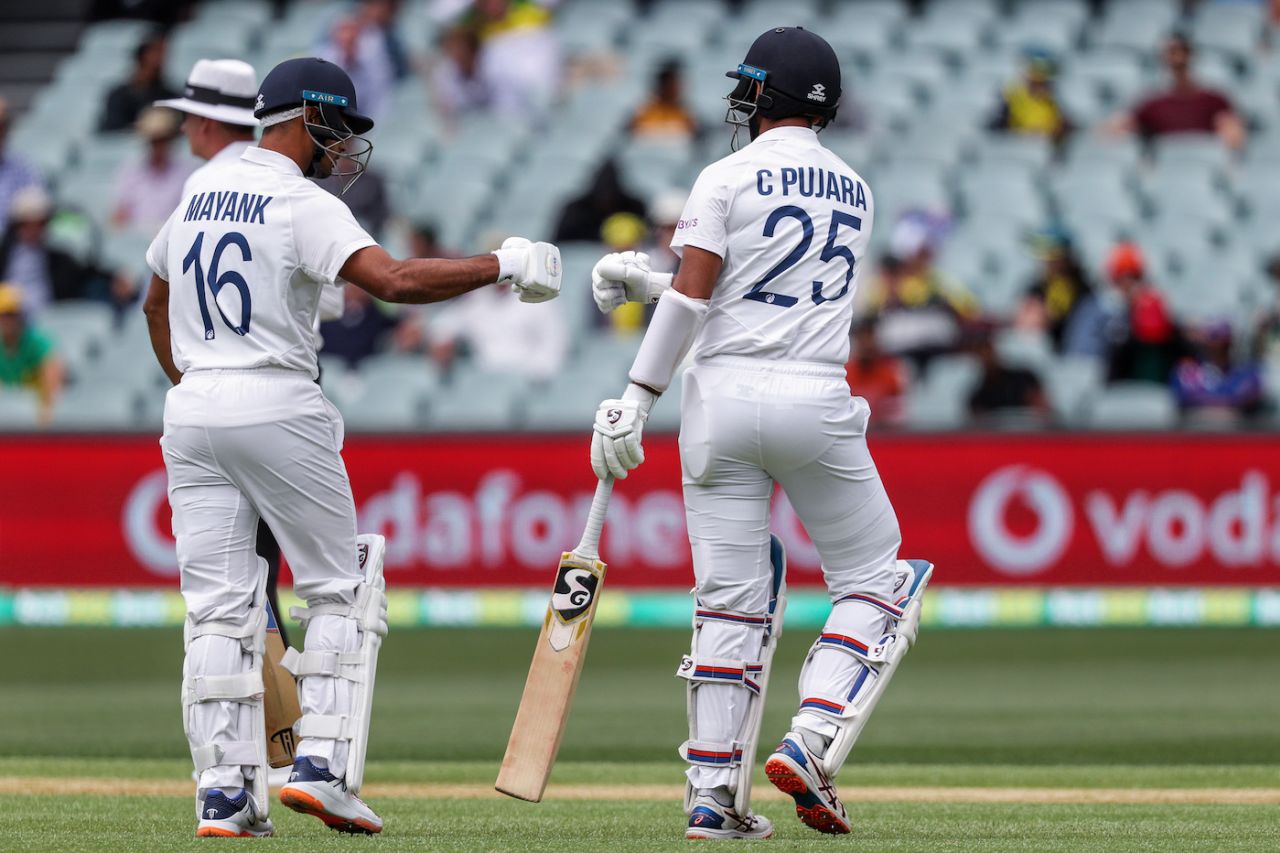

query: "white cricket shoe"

left=195, top=788, right=274, bottom=838
left=764, top=732, right=851, bottom=834
left=279, top=756, right=383, bottom=834
left=685, top=795, right=773, bottom=840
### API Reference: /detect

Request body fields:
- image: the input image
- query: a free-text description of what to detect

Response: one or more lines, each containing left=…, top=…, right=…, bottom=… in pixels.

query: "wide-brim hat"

left=156, top=58, right=259, bottom=127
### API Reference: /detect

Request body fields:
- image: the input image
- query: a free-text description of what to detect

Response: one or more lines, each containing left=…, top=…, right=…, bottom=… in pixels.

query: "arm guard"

left=628, top=289, right=709, bottom=394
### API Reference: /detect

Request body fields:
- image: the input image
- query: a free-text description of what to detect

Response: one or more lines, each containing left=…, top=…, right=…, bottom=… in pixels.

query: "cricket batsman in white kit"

left=142, top=57, right=562, bottom=838
left=589, top=28, right=933, bottom=839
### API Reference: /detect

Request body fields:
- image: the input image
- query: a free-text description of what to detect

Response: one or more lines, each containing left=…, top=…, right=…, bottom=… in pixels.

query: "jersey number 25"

left=183, top=231, right=253, bottom=339
left=743, top=206, right=861, bottom=308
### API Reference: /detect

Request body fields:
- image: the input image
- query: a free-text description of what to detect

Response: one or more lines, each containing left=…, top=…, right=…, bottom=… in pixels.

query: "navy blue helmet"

left=725, top=27, right=841, bottom=145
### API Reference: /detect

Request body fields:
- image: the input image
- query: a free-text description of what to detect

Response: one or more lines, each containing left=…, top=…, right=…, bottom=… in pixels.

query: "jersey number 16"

left=743, top=206, right=861, bottom=308
left=183, top=231, right=253, bottom=339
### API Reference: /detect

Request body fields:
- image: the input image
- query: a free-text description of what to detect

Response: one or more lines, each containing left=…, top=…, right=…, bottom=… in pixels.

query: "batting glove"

left=494, top=237, right=563, bottom=303
left=590, top=385, right=657, bottom=480
left=591, top=251, right=673, bottom=314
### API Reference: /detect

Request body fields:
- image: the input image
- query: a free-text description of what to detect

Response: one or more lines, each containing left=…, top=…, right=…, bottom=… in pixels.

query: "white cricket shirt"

left=146, top=146, right=375, bottom=379
left=671, top=125, right=874, bottom=366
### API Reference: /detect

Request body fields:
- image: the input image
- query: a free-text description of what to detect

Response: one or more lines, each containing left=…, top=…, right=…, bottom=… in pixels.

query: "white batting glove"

left=591, top=251, right=673, bottom=314
left=494, top=237, right=563, bottom=303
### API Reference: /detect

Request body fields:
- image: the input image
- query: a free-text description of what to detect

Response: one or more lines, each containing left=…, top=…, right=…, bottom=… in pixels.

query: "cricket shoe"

left=764, top=733, right=851, bottom=834
left=685, top=796, right=773, bottom=840
left=279, top=757, right=383, bottom=834
left=195, top=788, right=274, bottom=837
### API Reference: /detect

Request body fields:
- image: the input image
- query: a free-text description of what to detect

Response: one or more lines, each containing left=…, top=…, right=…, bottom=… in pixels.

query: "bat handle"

left=575, top=477, right=614, bottom=560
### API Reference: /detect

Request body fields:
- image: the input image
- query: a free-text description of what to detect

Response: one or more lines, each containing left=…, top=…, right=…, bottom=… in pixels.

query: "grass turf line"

left=0, top=795, right=1276, bottom=852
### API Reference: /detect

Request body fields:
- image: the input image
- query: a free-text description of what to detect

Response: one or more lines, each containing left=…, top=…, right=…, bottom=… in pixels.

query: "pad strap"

left=834, top=592, right=906, bottom=620
left=680, top=739, right=743, bottom=767
left=185, top=672, right=264, bottom=704
left=281, top=647, right=366, bottom=683
left=192, top=741, right=261, bottom=772
left=675, top=656, right=764, bottom=694
left=815, top=631, right=895, bottom=664
left=798, top=691, right=852, bottom=719
left=185, top=607, right=266, bottom=653
left=694, top=607, right=770, bottom=628
left=291, top=591, right=388, bottom=637
left=296, top=713, right=353, bottom=741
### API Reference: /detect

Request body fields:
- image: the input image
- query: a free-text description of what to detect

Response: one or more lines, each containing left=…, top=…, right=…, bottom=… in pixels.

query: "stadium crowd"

left=4, top=0, right=1280, bottom=432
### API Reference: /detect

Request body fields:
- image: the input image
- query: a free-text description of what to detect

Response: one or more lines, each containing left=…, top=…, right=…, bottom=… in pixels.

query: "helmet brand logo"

left=807, top=83, right=827, bottom=103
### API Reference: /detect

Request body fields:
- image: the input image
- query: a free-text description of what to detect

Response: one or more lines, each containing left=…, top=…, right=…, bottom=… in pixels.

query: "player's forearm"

left=143, top=277, right=182, bottom=385
left=380, top=256, right=501, bottom=304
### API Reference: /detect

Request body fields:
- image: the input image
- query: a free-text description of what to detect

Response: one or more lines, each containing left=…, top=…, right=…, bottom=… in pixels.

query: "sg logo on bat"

left=550, top=565, right=599, bottom=624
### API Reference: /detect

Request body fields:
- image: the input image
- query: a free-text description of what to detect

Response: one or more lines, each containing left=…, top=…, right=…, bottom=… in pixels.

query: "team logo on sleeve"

left=551, top=566, right=599, bottom=623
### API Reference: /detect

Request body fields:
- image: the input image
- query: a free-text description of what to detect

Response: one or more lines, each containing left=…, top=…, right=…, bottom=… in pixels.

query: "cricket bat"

left=263, top=600, right=302, bottom=768
left=496, top=478, right=614, bottom=802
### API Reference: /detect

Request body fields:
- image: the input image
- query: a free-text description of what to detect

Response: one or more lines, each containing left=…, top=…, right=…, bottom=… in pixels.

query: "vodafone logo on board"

left=968, top=465, right=1280, bottom=576
left=968, top=466, right=1074, bottom=576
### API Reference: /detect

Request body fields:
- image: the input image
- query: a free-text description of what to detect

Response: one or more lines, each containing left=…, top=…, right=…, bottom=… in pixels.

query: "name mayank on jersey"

left=183, top=190, right=274, bottom=225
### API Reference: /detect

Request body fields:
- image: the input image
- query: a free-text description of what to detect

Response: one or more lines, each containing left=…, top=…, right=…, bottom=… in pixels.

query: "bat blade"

left=262, top=601, right=302, bottom=769
left=496, top=550, right=607, bottom=802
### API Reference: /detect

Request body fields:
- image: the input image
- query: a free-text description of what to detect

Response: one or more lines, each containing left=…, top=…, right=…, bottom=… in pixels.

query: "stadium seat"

left=994, top=328, right=1054, bottom=371
left=1044, top=355, right=1104, bottom=424
left=1087, top=382, right=1179, bottom=429
left=52, top=383, right=140, bottom=430
left=1091, top=1, right=1181, bottom=55
left=0, top=388, right=40, bottom=430
left=1190, top=2, right=1265, bottom=60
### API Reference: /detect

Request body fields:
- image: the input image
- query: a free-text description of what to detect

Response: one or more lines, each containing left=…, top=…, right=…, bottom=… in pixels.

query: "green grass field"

left=2, top=626, right=1278, bottom=851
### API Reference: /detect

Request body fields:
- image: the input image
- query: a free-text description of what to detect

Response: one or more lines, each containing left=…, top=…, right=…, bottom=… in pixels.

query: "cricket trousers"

left=677, top=356, right=902, bottom=789
left=162, top=369, right=364, bottom=791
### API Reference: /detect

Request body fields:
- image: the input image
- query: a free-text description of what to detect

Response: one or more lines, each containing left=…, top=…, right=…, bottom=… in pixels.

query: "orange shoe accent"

left=764, top=757, right=850, bottom=835
left=195, top=827, right=250, bottom=838
left=279, top=787, right=381, bottom=835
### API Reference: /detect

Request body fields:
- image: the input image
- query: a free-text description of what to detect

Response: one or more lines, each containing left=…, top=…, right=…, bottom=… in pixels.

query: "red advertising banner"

left=2, top=433, right=1279, bottom=587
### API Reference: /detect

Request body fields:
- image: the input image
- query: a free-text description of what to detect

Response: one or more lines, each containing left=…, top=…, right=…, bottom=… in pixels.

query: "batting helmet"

left=255, top=57, right=374, bottom=192
left=725, top=27, right=841, bottom=146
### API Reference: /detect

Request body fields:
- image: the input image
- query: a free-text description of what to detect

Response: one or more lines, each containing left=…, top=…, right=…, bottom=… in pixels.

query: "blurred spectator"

left=428, top=282, right=567, bottom=381
left=111, top=107, right=193, bottom=231
left=1016, top=227, right=1106, bottom=356
left=408, top=221, right=456, bottom=260
left=629, top=59, right=699, bottom=141
left=430, top=27, right=490, bottom=120
left=1106, top=32, right=1246, bottom=151
left=845, top=318, right=908, bottom=428
left=0, top=283, right=64, bottom=427
left=448, top=0, right=563, bottom=122
left=100, top=31, right=177, bottom=132
left=967, top=331, right=1050, bottom=423
left=1104, top=242, right=1190, bottom=384
left=862, top=214, right=978, bottom=371
left=553, top=159, right=646, bottom=243
left=319, top=287, right=405, bottom=369
left=318, top=0, right=409, bottom=123
left=988, top=48, right=1072, bottom=142
left=319, top=157, right=391, bottom=237
left=1, top=187, right=119, bottom=316
left=0, top=97, right=45, bottom=235
left=1171, top=321, right=1263, bottom=422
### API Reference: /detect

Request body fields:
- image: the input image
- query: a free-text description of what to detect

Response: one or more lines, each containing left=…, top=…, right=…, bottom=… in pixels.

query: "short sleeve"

left=670, top=165, right=731, bottom=259
left=145, top=209, right=175, bottom=280
left=292, top=190, right=378, bottom=285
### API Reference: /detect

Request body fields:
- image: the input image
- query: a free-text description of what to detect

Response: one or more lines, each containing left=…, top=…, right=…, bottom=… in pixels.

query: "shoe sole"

left=195, top=827, right=270, bottom=838
left=279, top=788, right=381, bottom=835
left=764, top=756, right=851, bottom=835
left=685, top=829, right=774, bottom=841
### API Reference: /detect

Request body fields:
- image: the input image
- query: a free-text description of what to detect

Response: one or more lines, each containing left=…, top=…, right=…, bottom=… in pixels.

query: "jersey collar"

left=240, top=145, right=304, bottom=177
left=211, top=140, right=254, bottom=166
left=753, top=125, right=820, bottom=144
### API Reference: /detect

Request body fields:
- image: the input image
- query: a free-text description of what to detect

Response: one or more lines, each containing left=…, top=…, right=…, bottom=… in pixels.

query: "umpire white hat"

left=155, top=59, right=259, bottom=127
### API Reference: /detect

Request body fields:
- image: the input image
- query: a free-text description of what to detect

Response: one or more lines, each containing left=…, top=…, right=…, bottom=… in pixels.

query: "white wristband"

left=622, top=382, right=658, bottom=416
left=491, top=248, right=523, bottom=282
